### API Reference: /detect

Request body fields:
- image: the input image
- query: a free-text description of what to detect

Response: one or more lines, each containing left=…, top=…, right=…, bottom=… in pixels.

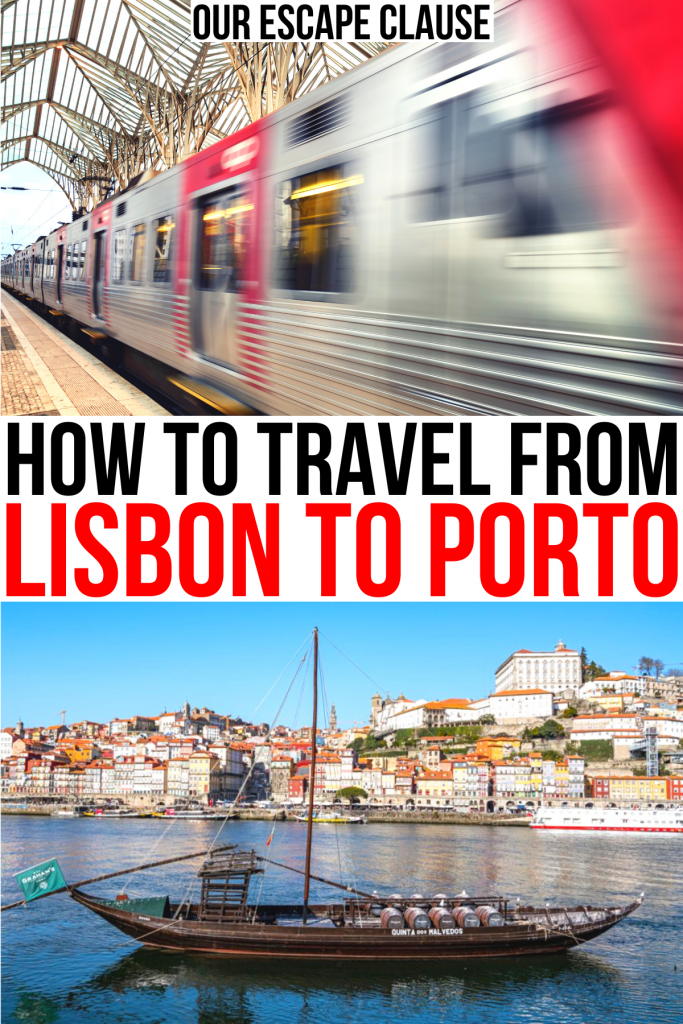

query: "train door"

left=92, top=231, right=106, bottom=318
left=30, top=253, right=35, bottom=292
left=193, top=185, right=252, bottom=367
left=39, top=242, right=45, bottom=302
left=56, top=244, right=65, bottom=304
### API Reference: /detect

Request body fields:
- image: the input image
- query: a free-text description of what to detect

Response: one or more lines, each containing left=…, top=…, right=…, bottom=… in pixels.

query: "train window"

left=463, top=106, right=605, bottom=235
left=406, top=112, right=452, bottom=223
left=79, top=241, right=87, bottom=279
left=65, top=245, right=72, bottom=278
left=275, top=165, right=360, bottom=294
left=130, top=223, right=146, bottom=283
left=113, top=229, right=127, bottom=283
left=153, top=216, right=174, bottom=283
left=198, top=189, right=251, bottom=292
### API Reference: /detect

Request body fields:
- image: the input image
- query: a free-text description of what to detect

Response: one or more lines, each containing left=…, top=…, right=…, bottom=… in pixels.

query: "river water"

left=2, top=817, right=681, bottom=1024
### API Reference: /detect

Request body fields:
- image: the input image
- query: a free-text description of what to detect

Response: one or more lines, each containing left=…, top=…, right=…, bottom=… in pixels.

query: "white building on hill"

left=374, top=699, right=477, bottom=737
left=488, top=688, right=554, bottom=721
left=495, top=641, right=582, bottom=698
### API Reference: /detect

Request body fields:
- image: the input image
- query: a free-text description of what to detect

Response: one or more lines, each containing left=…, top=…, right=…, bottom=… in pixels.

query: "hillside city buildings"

left=3, top=642, right=682, bottom=810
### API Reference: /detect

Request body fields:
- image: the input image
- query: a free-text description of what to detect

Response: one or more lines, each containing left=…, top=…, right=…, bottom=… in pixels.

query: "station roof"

left=2, top=0, right=392, bottom=208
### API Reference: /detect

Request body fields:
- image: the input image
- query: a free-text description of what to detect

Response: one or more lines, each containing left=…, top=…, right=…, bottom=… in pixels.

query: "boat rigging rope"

left=318, top=631, right=380, bottom=689
left=536, top=919, right=590, bottom=946
left=204, top=644, right=311, bottom=860
left=251, top=632, right=311, bottom=718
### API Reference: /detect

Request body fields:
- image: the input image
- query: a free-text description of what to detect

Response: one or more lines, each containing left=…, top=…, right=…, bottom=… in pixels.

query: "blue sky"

left=2, top=603, right=681, bottom=731
left=2, top=165, right=73, bottom=258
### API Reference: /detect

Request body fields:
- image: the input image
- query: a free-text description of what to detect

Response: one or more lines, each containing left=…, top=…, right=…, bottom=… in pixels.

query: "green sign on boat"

left=14, top=859, right=67, bottom=902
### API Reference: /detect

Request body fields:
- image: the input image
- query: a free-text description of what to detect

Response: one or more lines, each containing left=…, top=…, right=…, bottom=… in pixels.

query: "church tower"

left=370, top=692, right=383, bottom=728
left=329, top=704, right=338, bottom=731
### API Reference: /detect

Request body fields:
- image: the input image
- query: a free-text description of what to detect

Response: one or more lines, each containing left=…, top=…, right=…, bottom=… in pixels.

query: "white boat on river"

left=531, top=806, right=683, bottom=833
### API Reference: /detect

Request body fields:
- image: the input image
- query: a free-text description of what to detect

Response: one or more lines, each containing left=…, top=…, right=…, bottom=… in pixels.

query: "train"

left=4, top=0, right=683, bottom=415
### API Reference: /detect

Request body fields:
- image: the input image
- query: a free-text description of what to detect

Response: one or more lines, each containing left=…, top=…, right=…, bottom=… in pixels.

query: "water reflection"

left=71, top=944, right=627, bottom=1024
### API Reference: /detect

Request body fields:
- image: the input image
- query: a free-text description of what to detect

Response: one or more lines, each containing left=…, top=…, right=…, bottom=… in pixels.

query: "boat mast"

left=302, top=627, right=319, bottom=924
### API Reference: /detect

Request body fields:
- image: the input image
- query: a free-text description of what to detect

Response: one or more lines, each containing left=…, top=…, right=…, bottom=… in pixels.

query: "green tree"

left=577, top=739, right=614, bottom=762
left=478, top=714, right=496, bottom=726
left=561, top=706, right=578, bottom=719
left=538, top=719, right=565, bottom=739
left=583, top=659, right=606, bottom=682
left=336, top=787, right=367, bottom=803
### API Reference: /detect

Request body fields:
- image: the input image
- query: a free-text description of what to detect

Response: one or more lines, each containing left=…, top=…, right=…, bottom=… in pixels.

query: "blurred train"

left=4, top=0, right=683, bottom=415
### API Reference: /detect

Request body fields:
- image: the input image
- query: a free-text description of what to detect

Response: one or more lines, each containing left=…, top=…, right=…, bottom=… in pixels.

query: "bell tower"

left=370, top=692, right=383, bottom=727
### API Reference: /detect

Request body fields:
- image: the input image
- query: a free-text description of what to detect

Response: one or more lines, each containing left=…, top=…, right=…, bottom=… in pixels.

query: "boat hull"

left=69, top=892, right=639, bottom=960
left=532, top=824, right=683, bottom=833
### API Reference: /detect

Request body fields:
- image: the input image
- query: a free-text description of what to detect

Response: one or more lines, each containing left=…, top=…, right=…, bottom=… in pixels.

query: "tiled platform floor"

left=2, top=291, right=167, bottom=416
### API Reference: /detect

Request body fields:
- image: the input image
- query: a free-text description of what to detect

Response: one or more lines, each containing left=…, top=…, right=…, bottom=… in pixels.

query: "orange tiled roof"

left=493, top=688, right=553, bottom=697
left=423, top=699, right=471, bottom=709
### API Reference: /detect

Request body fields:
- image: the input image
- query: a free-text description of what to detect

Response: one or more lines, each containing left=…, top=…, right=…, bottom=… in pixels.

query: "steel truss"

left=2, top=0, right=391, bottom=211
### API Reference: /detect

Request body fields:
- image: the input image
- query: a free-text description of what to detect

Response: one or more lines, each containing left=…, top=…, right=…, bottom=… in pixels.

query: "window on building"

left=275, top=166, right=360, bottom=295
left=130, top=223, right=146, bottom=282
left=152, top=216, right=175, bottom=282
left=198, top=189, right=251, bottom=292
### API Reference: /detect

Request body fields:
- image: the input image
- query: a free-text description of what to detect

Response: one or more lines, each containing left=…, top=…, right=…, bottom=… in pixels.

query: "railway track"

left=2, top=286, right=254, bottom=417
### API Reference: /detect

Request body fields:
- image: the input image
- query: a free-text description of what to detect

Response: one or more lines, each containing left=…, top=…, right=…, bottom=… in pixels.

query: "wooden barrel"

left=429, top=907, right=457, bottom=930
left=380, top=907, right=405, bottom=929
left=476, top=905, right=505, bottom=926
left=452, top=906, right=481, bottom=928
left=404, top=907, right=431, bottom=930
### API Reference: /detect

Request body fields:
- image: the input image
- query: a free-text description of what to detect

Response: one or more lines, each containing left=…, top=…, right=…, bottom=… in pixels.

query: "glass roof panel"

left=3, top=0, right=393, bottom=208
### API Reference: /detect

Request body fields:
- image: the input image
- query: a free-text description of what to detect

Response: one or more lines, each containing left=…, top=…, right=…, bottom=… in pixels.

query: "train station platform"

left=1, top=291, right=167, bottom=417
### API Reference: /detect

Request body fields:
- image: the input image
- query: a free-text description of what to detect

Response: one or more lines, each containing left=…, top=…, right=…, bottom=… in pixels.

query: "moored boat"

left=151, top=810, right=223, bottom=820
left=532, top=806, right=683, bottom=833
left=68, top=845, right=643, bottom=960
left=82, top=808, right=139, bottom=818
left=293, top=813, right=366, bottom=824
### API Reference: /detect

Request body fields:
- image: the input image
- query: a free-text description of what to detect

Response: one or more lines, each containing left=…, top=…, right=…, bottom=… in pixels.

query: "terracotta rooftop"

left=493, top=688, right=553, bottom=697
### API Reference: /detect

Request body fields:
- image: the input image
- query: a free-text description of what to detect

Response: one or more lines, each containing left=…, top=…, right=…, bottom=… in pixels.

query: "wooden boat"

left=63, top=630, right=642, bottom=960
left=70, top=880, right=647, bottom=958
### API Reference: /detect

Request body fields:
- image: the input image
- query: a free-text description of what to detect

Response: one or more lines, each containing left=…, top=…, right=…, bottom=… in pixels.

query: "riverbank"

left=0, top=804, right=529, bottom=825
